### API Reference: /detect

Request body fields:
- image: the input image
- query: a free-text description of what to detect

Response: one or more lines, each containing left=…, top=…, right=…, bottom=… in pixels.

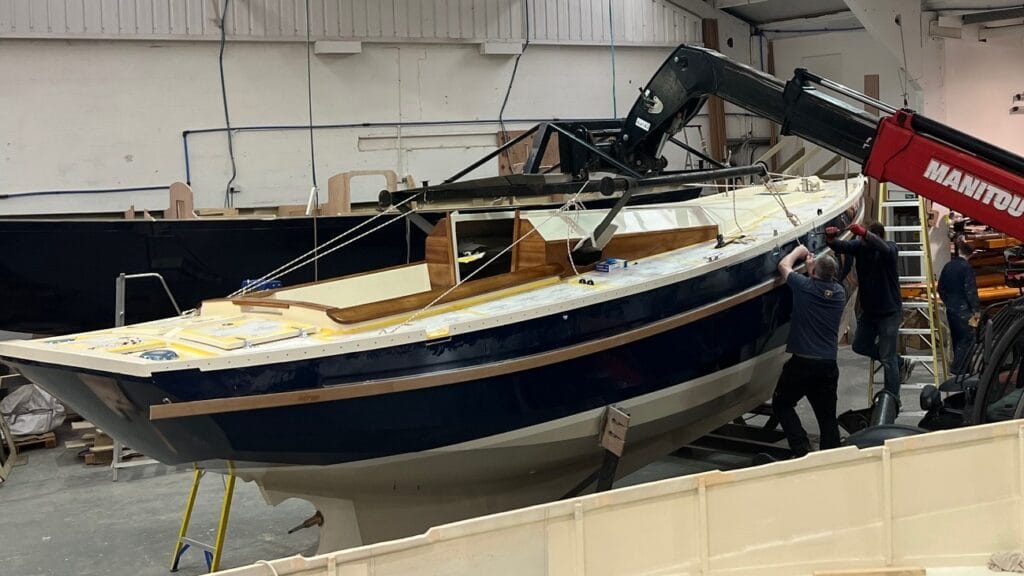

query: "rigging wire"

left=218, top=0, right=238, bottom=208
left=498, top=0, right=530, bottom=173
left=230, top=191, right=424, bottom=297
left=896, top=15, right=910, bottom=108
left=762, top=173, right=802, bottom=227
left=304, top=0, right=320, bottom=280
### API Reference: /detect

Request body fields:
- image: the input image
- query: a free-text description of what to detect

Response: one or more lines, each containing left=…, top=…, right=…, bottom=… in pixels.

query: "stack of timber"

left=64, top=421, right=145, bottom=466
left=65, top=421, right=112, bottom=465
left=963, top=229, right=1023, bottom=304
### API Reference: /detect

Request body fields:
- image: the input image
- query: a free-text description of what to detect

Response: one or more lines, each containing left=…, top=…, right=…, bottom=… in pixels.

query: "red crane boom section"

left=856, top=113, right=1023, bottom=240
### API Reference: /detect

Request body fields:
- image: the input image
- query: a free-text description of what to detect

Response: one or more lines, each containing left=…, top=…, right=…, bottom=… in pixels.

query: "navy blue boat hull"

left=3, top=202, right=857, bottom=468
left=9, top=285, right=789, bottom=467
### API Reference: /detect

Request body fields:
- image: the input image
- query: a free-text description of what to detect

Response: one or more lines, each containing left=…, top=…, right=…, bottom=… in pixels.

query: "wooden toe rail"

left=226, top=298, right=334, bottom=312
left=327, top=264, right=564, bottom=324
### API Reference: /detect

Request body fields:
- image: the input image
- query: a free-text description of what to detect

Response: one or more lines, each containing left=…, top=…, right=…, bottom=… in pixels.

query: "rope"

left=217, top=0, right=237, bottom=208
left=730, top=183, right=744, bottom=233
left=497, top=0, right=530, bottom=172
left=383, top=181, right=590, bottom=334
left=761, top=173, right=801, bottom=227
left=560, top=197, right=587, bottom=276
left=304, top=0, right=320, bottom=280
left=229, top=192, right=423, bottom=297
left=897, top=16, right=910, bottom=108
left=255, top=560, right=280, bottom=576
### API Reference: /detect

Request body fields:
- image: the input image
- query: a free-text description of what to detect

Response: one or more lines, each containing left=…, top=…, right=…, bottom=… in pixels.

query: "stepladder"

left=170, top=463, right=236, bottom=573
left=868, top=183, right=949, bottom=405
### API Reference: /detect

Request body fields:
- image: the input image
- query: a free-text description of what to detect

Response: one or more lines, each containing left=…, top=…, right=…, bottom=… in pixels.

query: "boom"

left=618, top=45, right=1024, bottom=240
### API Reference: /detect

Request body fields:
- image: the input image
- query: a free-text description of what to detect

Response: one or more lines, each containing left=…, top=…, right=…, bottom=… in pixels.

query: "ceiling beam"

left=962, top=7, right=1024, bottom=25
left=979, top=23, right=1024, bottom=41
left=714, top=0, right=770, bottom=8
left=757, top=9, right=854, bottom=27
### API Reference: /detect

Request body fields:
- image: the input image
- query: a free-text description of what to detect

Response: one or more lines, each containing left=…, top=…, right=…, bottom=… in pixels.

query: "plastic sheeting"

left=0, top=384, right=65, bottom=436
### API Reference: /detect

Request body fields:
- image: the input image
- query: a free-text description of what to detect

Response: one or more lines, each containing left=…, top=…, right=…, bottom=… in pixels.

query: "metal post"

left=111, top=272, right=179, bottom=481
left=112, top=273, right=128, bottom=480
left=114, top=273, right=127, bottom=327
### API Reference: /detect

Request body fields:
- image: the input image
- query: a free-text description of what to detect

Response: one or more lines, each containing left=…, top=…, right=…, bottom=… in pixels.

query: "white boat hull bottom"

left=238, top=345, right=789, bottom=552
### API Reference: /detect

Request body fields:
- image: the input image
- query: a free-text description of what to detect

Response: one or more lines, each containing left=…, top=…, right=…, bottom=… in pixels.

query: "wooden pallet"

left=13, top=431, right=57, bottom=450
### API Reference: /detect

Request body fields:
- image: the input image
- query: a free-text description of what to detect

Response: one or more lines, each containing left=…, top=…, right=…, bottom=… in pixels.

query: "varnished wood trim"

left=227, top=298, right=334, bottom=312
left=149, top=275, right=784, bottom=421
left=229, top=298, right=290, bottom=309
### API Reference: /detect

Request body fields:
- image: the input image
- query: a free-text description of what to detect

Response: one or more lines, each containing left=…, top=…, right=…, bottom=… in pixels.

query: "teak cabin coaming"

left=225, top=207, right=720, bottom=331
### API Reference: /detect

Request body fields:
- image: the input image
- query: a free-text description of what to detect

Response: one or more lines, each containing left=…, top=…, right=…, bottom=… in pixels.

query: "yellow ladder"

left=869, top=183, right=948, bottom=401
left=169, top=463, right=236, bottom=573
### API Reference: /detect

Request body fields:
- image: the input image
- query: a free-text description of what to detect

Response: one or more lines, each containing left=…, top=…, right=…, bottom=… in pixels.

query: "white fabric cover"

left=0, top=384, right=66, bottom=436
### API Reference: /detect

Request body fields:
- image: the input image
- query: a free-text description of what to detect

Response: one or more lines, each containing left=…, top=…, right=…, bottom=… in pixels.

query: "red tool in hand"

left=824, top=226, right=840, bottom=241
left=848, top=223, right=867, bottom=237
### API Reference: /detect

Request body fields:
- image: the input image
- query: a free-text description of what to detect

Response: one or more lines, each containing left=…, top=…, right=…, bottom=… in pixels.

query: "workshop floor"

left=0, top=346, right=927, bottom=576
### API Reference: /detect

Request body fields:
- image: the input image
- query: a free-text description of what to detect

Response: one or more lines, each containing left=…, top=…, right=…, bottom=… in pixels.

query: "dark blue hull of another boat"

left=0, top=189, right=698, bottom=335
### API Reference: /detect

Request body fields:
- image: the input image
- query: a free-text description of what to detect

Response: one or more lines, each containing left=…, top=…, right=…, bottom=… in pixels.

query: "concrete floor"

left=0, top=346, right=929, bottom=576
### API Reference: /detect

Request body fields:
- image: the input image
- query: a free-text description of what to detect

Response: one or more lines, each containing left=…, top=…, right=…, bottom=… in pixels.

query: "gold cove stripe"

left=149, top=275, right=785, bottom=421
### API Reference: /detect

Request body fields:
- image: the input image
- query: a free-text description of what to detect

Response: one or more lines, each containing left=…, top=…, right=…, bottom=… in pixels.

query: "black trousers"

left=947, top=307, right=975, bottom=375
left=772, top=355, right=841, bottom=458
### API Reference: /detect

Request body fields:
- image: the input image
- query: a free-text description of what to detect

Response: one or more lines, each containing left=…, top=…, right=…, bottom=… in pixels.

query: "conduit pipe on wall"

left=0, top=114, right=761, bottom=198
left=179, top=114, right=759, bottom=185
left=0, top=185, right=169, bottom=200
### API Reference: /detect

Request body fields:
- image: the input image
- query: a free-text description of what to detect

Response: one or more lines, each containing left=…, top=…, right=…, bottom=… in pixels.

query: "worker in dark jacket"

left=939, top=240, right=981, bottom=374
left=826, top=222, right=914, bottom=400
left=773, top=245, right=845, bottom=457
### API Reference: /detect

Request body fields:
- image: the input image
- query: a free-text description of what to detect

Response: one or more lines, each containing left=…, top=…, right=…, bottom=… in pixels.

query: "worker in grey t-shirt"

left=772, top=244, right=846, bottom=457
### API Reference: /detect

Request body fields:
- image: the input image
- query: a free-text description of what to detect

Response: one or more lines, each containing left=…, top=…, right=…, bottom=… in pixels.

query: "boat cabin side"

left=197, top=205, right=720, bottom=339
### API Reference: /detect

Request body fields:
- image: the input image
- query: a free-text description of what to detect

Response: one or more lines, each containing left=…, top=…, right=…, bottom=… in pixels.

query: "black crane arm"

left=614, top=44, right=880, bottom=170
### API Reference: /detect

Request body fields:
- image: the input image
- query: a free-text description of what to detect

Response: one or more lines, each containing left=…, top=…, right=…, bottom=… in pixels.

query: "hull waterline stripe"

left=149, top=274, right=786, bottom=421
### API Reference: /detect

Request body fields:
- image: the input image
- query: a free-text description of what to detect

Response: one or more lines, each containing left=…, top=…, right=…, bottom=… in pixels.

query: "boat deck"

left=0, top=176, right=864, bottom=375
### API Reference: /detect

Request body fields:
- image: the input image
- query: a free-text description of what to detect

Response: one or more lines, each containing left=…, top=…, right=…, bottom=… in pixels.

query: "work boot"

left=900, top=356, right=917, bottom=384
